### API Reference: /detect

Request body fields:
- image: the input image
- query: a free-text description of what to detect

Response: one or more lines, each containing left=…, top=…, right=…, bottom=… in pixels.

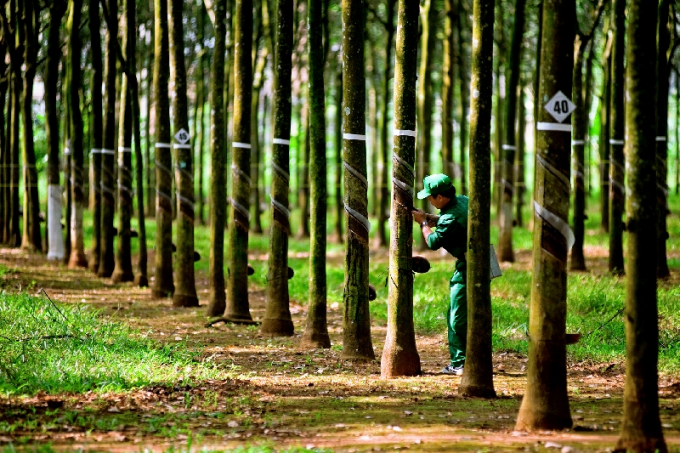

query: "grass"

left=0, top=293, right=229, bottom=396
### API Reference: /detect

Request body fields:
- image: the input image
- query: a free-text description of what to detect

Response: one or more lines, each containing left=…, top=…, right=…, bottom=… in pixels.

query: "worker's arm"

left=412, top=209, right=435, bottom=243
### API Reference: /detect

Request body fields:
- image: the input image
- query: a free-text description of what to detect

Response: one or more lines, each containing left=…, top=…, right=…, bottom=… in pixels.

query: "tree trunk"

left=169, top=0, right=199, bottom=307
left=582, top=40, right=595, bottom=198
left=570, top=37, right=587, bottom=271
left=194, top=2, right=206, bottom=226
left=67, top=0, right=88, bottom=268
left=205, top=0, right=228, bottom=316
left=111, top=0, right=135, bottom=282
left=457, top=0, right=495, bottom=398
left=300, top=0, right=330, bottom=347
left=442, top=0, right=455, bottom=184
left=515, top=0, right=574, bottom=431
left=376, top=0, right=396, bottom=249
left=99, top=0, right=118, bottom=278
left=515, top=84, right=526, bottom=227
left=608, top=0, right=625, bottom=275
left=676, top=72, right=679, bottom=196
left=145, top=23, right=155, bottom=219
left=21, top=0, right=42, bottom=252
left=89, top=0, right=103, bottom=272
left=46, top=0, right=66, bottom=261
left=250, top=41, right=267, bottom=235
left=655, top=0, right=670, bottom=280
left=297, top=108, right=310, bottom=238
left=416, top=0, right=437, bottom=251
left=493, top=60, right=503, bottom=221
left=224, top=0, right=254, bottom=322
left=599, top=42, right=611, bottom=233
left=334, top=64, right=344, bottom=243
left=8, top=59, right=21, bottom=247
left=456, top=4, right=468, bottom=195
left=615, top=1, right=667, bottom=450
left=151, top=0, right=174, bottom=298
left=497, top=0, right=526, bottom=263
left=380, top=0, right=421, bottom=378
left=0, top=62, right=7, bottom=244
left=341, top=0, right=374, bottom=361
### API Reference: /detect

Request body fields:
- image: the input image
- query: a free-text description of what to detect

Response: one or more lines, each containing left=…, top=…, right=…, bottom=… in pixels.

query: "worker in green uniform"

left=412, top=174, right=468, bottom=376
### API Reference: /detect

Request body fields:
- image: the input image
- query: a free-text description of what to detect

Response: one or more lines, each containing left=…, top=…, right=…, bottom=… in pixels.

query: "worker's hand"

left=412, top=209, right=426, bottom=224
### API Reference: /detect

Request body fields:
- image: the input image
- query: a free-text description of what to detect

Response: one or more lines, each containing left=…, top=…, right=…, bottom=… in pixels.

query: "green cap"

left=417, top=174, right=453, bottom=199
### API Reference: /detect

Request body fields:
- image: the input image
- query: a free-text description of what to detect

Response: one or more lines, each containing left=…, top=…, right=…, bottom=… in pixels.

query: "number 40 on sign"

left=544, top=91, right=575, bottom=123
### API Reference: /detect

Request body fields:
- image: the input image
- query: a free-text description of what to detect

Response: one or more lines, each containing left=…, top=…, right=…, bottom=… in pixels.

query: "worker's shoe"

left=442, top=365, right=464, bottom=376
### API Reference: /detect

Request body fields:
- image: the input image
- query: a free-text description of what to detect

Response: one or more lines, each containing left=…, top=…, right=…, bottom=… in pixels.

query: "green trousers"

left=447, top=268, right=467, bottom=367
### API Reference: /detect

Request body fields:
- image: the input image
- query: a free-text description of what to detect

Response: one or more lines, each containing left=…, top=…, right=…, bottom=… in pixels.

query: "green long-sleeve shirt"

left=427, top=196, right=469, bottom=268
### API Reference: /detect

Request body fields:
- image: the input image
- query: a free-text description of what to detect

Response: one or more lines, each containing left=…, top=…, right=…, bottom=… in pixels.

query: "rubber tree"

left=380, top=0, right=420, bottom=378
left=20, top=0, right=42, bottom=252
left=608, top=0, right=625, bottom=275
left=194, top=1, right=207, bottom=226
left=89, top=0, right=103, bottom=271
left=497, top=0, right=526, bottom=263
left=515, top=84, right=526, bottom=227
left=570, top=0, right=605, bottom=271
left=334, top=60, right=344, bottom=243
left=615, top=0, right=667, bottom=450
left=342, top=0, right=375, bottom=361
left=442, top=0, right=456, bottom=184
left=99, top=0, right=118, bottom=278
left=151, top=0, right=174, bottom=299
left=416, top=0, right=437, bottom=250
left=0, top=38, right=6, bottom=245
left=112, top=0, right=135, bottom=282
left=655, top=0, right=671, bottom=279
left=262, top=0, right=294, bottom=335
left=66, top=0, right=87, bottom=268
left=169, top=0, right=199, bottom=307
left=45, top=0, right=66, bottom=261
left=205, top=0, right=228, bottom=316
left=599, top=33, right=612, bottom=233
left=515, top=0, right=575, bottom=431
left=300, top=0, right=330, bottom=346
left=224, top=0, right=255, bottom=323
left=458, top=0, right=495, bottom=398
left=456, top=4, right=469, bottom=195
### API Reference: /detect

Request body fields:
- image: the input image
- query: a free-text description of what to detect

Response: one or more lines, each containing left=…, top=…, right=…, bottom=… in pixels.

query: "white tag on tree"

left=174, top=128, right=191, bottom=144
left=544, top=91, right=575, bottom=123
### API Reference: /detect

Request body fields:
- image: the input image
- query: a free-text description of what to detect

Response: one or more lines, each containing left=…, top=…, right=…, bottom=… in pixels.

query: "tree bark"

left=297, top=108, right=311, bottom=238
left=655, top=0, right=670, bottom=279
left=194, top=2, right=207, bottom=226
left=67, top=0, right=88, bottom=268
left=599, top=39, right=611, bottom=233
left=442, top=0, right=456, bottom=185
left=615, top=1, right=666, bottom=450
left=457, top=0, right=495, bottom=398
left=89, top=0, right=103, bottom=272
left=169, top=0, right=199, bottom=307
left=497, top=0, right=526, bottom=263
left=515, top=0, right=575, bottom=431
left=334, top=62, right=344, bottom=243
left=456, top=4, right=469, bottom=195
left=380, top=0, right=421, bottom=378
left=46, top=0, right=66, bottom=261
left=21, top=0, right=42, bottom=252
left=416, top=0, right=437, bottom=251
left=99, top=0, right=118, bottom=278
left=145, top=20, right=155, bottom=219
left=341, top=0, right=374, bottom=361
left=300, top=0, right=330, bottom=346
left=151, top=0, right=174, bottom=298
left=515, top=84, right=526, bottom=227
left=224, top=0, right=255, bottom=322
left=111, top=0, right=135, bottom=282
left=608, top=0, right=625, bottom=275
left=205, top=0, right=228, bottom=316
left=250, top=39, right=267, bottom=235
left=570, top=37, right=588, bottom=271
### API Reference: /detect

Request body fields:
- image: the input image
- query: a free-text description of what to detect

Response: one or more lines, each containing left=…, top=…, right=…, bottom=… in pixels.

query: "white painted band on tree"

left=501, top=178, right=515, bottom=193
left=537, top=122, right=572, bottom=132
left=90, top=148, right=101, bottom=154
left=571, top=140, right=585, bottom=146
left=609, top=139, right=625, bottom=145
left=273, top=138, right=291, bottom=145
left=269, top=194, right=291, bottom=218
left=175, top=164, right=194, bottom=182
left=536, top=154, right=570, bottom=189
left=392, top=178, right=414, bottom=197
left=46, top=184, right=65, bottom=261
left=658, top=183, right=669, bottom=196
left=173, top=144, right=191, bottom=149
left=101, top=148, right=115, bottom=155
left=610, top=159, right=625, bottom=172
left=118, top=147, right=132, bottom=152
left=343, top=162, right=368, bottom=187
left=656, top=136, right=667, bottom=142
left=272, top=162, right=290, bottom=183
left=609, top=177, right=625, bottom=193
left=394, top=129, right=417, bottom=137
left=156, top=188, right=172, bottom=202
left=343, top=133, right=367, bottom=141
left=231, top=164, right=252, bottom=187
left=229, top=197, right=251, bottom=220
left=502, top=144, right=517, bottom=150
left=392, top=154, right=415, bottom=178
left=176, top=193, right=195, bottom=211
left=232, top=142, right=252, bottom=149
left=155, top=160, right=173, bottom=177
left=344, top=203, right=371, bottom=232
left=534, top=200, right=575, bottom=250
left=155, top=143, right=172, bottom=148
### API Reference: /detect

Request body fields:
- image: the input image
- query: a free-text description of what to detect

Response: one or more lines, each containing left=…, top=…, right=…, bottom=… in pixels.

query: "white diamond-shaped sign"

left=174, top=128, right=191, bottom=144
left=544, top=91, right=575, bottom=123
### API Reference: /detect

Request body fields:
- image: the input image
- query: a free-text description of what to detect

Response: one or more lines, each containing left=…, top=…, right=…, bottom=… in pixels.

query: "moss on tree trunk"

left=615, top=1, right=667, bottom=450
left=515, top=0, right=574, bottom=431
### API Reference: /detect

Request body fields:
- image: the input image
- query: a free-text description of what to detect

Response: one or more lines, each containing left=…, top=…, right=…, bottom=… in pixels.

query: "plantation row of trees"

left=0, top=0, right=674, bottom=448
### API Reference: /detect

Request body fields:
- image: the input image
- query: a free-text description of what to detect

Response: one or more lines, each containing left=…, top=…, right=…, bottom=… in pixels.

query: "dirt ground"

left=1, top=247, right=679, bottom=452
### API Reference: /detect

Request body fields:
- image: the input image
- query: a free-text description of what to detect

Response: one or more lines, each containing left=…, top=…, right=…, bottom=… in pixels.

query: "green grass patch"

left=0, top=293, right=227, bottom=396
